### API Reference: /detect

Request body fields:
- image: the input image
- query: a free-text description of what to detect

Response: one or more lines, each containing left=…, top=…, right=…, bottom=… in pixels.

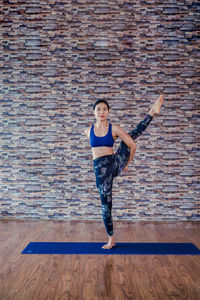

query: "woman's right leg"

left=93, top=155, right=116, bottom=248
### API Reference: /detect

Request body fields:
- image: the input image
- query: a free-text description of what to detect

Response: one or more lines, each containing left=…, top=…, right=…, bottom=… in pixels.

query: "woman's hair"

left=93, top=99, right=110, bottom=111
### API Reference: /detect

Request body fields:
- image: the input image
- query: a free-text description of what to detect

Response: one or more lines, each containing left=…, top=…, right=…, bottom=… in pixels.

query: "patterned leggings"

left=93, top=114, right=153, bottom=236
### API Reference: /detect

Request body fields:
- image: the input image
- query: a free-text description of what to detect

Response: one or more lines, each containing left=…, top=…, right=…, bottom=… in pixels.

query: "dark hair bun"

left=93, top=100, right=110, bottom=111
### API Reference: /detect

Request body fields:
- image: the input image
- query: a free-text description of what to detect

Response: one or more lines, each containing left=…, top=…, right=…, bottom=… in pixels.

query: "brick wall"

left=1, top=0, right=199, bottom=220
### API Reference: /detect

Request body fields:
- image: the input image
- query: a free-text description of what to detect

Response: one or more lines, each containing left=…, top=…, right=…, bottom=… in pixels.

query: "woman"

left=85, top=95, right=164, bottom=249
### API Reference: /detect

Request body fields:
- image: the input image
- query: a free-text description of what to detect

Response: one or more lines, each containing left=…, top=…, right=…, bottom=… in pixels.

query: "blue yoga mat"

left=21, top=242, right=200, bottom=255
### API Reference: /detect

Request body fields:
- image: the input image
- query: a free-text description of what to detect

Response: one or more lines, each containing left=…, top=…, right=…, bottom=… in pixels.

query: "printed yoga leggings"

left=93, top=114, right=153, bottom=236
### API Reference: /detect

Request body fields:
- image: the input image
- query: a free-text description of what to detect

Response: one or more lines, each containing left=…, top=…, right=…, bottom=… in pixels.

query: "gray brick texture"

left=0, top=0, right=199, bottom=220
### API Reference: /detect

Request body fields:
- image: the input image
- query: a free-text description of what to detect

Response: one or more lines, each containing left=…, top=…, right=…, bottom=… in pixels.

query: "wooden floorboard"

left=0, top=219, right=200, bottom=300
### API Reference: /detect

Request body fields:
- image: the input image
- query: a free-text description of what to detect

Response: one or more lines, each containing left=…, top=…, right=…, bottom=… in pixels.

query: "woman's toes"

left=102, top=242, right=115, bottom=249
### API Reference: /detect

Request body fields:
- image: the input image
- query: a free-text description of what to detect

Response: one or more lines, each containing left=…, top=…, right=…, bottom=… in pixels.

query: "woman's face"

left=94, top=103, right=109, bottom=122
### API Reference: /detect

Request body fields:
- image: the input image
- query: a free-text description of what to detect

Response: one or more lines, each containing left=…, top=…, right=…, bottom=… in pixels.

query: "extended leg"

left=114, top=114, right=153, bottom=175
left=114, top=95, right=164, bottom=175
left=128, top=114, right=153, bottom=140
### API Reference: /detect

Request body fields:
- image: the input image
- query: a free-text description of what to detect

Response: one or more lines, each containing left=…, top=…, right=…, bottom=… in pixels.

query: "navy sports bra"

left=90, top=123, right=114, bottom=148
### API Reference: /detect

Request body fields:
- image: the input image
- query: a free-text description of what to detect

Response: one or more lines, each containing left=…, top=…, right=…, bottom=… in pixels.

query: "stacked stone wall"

left=0, top=0, right=199, bottom=220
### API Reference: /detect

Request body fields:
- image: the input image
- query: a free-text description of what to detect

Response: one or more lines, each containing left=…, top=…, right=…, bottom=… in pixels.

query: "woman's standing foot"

left=149, top=94, right=164, bottom=117
left=102, top=235, right=115, bottom=249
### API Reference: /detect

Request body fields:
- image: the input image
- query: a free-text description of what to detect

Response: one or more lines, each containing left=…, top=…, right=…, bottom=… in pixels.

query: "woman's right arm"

left=85, top=127, right=90, bottom=140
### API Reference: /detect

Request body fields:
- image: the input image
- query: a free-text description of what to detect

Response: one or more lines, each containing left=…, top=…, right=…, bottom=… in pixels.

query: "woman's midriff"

left=92, top=147, right=114, bottom=160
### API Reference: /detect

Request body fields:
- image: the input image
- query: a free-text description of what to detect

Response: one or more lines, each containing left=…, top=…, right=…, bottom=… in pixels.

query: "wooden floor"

left=0, top=219, right=200, bottom=300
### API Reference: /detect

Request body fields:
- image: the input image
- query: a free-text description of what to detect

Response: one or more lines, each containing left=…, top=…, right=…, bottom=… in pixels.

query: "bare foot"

left=149, top=94, right=164, bottom=117
left=102, top=236, right=115, bottom=249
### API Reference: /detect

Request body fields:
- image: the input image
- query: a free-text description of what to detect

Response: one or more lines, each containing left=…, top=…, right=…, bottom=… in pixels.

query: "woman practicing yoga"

left=85, top=95, right=164, bottom=249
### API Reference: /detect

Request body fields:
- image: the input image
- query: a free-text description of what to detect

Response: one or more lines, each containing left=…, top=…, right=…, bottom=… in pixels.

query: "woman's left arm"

left=113, top=125, right=136, bottom=171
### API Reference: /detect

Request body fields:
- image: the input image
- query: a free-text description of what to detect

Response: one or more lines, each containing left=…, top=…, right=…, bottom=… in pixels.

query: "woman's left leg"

left=114, top=114, right=153, bottom=175
left=114, top=94, right=164, bottom=175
